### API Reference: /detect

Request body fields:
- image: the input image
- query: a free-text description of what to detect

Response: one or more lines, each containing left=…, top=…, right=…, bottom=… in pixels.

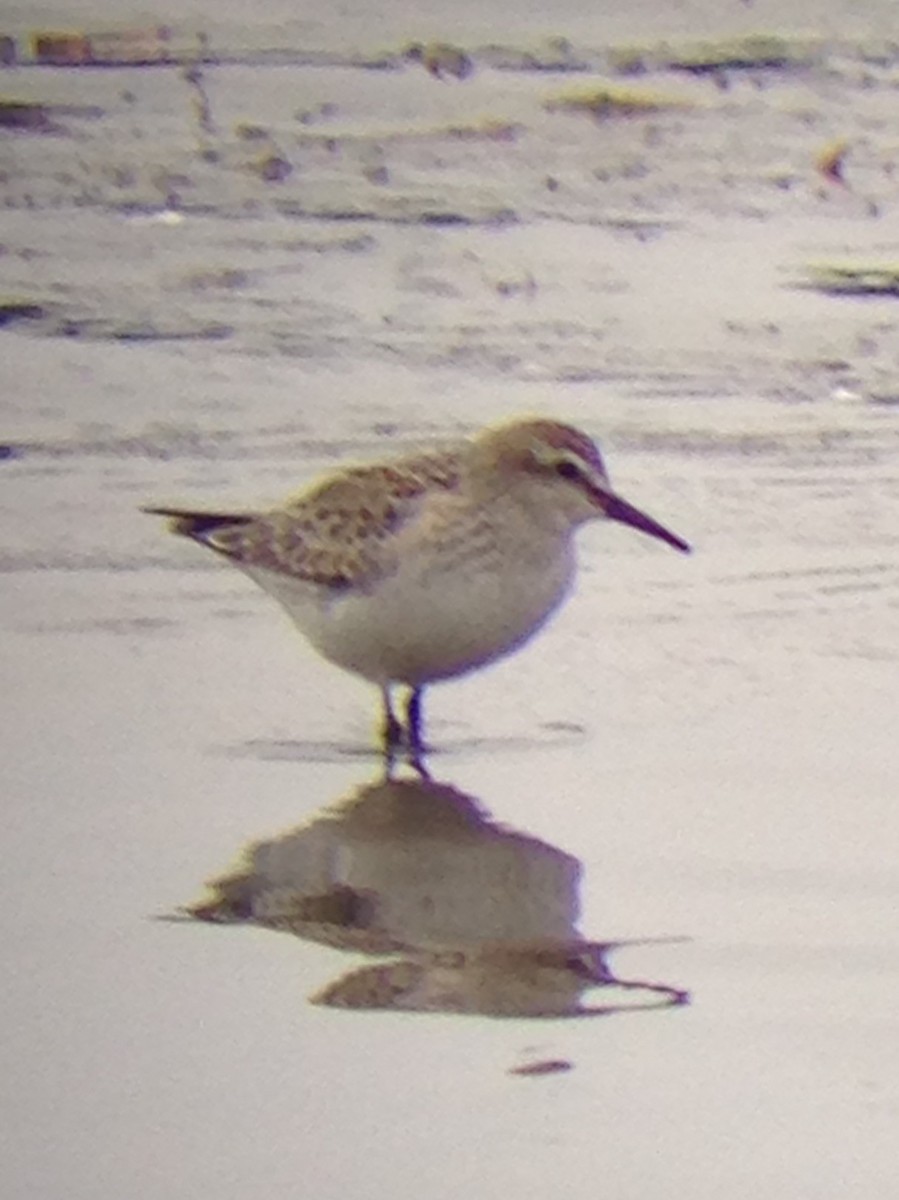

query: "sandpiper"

left=144, top=418, right=689, bottom=756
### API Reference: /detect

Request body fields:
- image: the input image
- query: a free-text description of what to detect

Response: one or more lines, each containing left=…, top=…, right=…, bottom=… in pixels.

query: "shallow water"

left=3, top=3, right=899, bottom=1198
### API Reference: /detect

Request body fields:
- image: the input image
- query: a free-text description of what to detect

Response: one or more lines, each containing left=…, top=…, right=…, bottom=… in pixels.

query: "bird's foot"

left=379, top=686, right=431, bottom=775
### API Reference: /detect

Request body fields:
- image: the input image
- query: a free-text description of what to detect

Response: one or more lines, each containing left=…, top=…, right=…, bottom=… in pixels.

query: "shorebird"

left=144, top=418, right=689, bottom=758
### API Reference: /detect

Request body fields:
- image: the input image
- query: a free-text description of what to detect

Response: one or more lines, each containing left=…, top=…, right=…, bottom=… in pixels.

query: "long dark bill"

left=601, top=492, right=691, bottom=554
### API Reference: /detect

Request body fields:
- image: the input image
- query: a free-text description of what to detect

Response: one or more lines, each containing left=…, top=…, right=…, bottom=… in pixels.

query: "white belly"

left=243, top=543, right=575, bottom=687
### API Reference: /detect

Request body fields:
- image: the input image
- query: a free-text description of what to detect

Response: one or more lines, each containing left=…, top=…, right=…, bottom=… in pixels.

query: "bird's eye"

left=555, top=459, right=581, bottom=481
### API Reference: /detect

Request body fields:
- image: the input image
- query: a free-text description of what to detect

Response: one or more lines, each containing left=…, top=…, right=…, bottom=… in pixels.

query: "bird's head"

left=474, top=418, right=691, bottom=553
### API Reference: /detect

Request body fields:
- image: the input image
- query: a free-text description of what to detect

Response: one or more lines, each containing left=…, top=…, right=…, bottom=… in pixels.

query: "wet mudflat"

left=3, top=2, right=899, bottom=1197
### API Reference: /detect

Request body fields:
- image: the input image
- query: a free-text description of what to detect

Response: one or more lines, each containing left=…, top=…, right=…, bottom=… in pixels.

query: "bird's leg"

left=409, top=748, right=431, bottom=779
left=404, top=687, right=432, bottom=777
left=380, top=685, right=404, bottom=753
left=405, top=687, right=426, bottom=755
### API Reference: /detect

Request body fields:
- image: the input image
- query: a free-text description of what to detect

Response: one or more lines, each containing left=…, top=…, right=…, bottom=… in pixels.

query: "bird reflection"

left=182, top=772, right=688, bottom=1019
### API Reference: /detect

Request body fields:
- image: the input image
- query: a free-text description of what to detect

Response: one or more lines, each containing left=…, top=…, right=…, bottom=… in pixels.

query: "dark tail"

left=141, top=505, right=253, bottom=541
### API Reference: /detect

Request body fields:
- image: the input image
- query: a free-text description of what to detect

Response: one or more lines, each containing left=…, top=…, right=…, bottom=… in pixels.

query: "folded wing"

left=143, top=447, right=462, bottom=590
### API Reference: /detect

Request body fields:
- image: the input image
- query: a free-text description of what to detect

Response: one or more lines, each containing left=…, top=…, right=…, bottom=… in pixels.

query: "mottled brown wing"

left=201, top=447, right=463, bottom=588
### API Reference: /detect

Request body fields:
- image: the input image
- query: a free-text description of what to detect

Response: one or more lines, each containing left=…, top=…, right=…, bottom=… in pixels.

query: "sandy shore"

left=3, top=6, right=899, bottom=1197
